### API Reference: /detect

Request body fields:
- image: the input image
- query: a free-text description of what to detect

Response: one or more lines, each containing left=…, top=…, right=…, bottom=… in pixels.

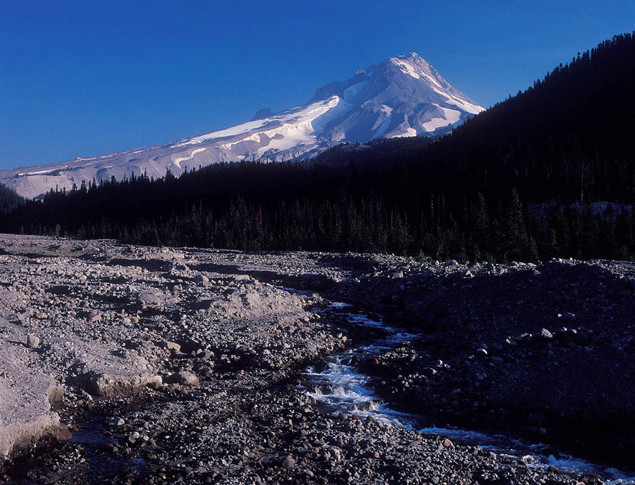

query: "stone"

left=26, top=334, right=40, bottom=349
left=193, top=274, right=209, bottom=286
left=137, top=290, right=163, bottom=308
left=109, top=417, right=125, bottom=427
left=423, top=367, right=437, bottom=377
left=166, top=371, right=200, bottom=387
left=80, top=372, right=163, bottom=397
left=57, top=425, right=72, bottom=441
left=161, top=341, right=181, bottom=353
left=281, top=455, right=296, bottom=470
left=0, top=350, right=61, bottom=460
left=560, top=312, right=576, bottom=322
left=540, top=328, right=553, bottom=339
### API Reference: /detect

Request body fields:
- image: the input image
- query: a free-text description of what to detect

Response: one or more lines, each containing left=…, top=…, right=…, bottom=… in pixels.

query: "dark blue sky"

left=0, top=0, right=633, bottom=170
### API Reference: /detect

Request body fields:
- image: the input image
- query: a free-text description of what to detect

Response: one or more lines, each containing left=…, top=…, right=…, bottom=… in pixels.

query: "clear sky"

left=0, top=0, right=633, bottom=170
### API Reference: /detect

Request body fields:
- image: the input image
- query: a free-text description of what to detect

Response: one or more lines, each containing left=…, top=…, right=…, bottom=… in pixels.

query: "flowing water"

left=70, top=419, right=147, bottom=481
left=300, top=299, right=635, bottom=484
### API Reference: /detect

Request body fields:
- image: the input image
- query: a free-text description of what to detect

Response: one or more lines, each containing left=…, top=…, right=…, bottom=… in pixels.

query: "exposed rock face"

left=0, top=318, right=61, bottom=460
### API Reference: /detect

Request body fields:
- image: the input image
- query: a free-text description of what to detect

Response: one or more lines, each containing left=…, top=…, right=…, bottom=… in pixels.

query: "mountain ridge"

left=0, top=53, right=483, bottom=199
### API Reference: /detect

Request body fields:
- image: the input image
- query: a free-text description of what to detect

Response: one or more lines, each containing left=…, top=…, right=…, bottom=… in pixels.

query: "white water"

left=301, top=300, right=635, bottom=485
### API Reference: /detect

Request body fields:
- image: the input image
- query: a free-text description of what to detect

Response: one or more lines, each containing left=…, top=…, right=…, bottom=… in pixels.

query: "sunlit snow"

left=173, top=119, right=270, bottom=147
left=393, top=127, right=418, bottom=138
left=443, top=97, right=485, bottom=115
left=421, top=105, right=461, bottom=131
left=172, top=148, right=207, bottom=169
left=371, top=105, right=394, bottom=139
left=390, top=58, right=421, bottom=79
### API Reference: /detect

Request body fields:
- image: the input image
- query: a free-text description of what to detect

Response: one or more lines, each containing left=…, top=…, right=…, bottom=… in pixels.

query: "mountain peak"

left=393, top=51, right=427, bottom=63
left=0, top=54, right=485, bottom=198
left=384, top=53, right=442, bottom=83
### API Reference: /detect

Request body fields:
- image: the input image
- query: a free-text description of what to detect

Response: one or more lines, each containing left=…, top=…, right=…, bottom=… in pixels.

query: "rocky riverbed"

left=0, top=234, right=632, bottom=484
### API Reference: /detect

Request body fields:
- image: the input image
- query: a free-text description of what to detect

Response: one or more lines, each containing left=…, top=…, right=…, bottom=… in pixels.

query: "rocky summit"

left=0, top=234, right=633, bottom=484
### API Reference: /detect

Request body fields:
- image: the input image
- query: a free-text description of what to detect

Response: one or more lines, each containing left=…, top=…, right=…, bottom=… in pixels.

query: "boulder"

left=79, top=371, right=163, bottom=397
left=26, top=334, right=40, bottom=348
left=137, top=290, right=163, bottom=308
left=165, top=371, right=200, bottom=387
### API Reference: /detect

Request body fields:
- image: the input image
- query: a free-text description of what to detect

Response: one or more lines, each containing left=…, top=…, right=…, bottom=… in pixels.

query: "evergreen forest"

left=0, top=183, right=24, bottom=215
left=0, top=33, right=633, bottom=262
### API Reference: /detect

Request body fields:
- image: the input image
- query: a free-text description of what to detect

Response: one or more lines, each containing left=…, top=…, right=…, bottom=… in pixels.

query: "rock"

left=0, top=234, right=633, bottom=480
left=160, top=341, right=181, bottom=353
left=522, top=455, right=536, bottom=465
left=80, top=372, right=163, bottom=397
left=423, top=367, right=437, bottom=377
left=281, top=455, right=296, bottom=470
left=234, top=274, right=251, bottom=281
left=137, top=290, right=163, bottom=308
left=193, top=274, right=209, bottom=286
left=57, top=425, right=72, bottom=441
left=0, top=344, right=61, bottom=460
left=166, top=371, right=200, bottom=387
left=26, top=334, right=40, bottom=349
left=559, top=312, right=576, bottom=322
left=109, top=417, right=125, bottom=427
left=540, top=328, right=553, bottom=339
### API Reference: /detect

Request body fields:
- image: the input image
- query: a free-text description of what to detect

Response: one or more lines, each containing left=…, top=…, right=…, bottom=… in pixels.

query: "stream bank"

left=0, top=235, right=632, bottom=483
left=300, top=299, right=635, bottom=484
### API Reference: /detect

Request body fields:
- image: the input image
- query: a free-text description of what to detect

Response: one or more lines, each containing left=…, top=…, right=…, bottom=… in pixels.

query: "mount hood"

left=1, top=53, right=484, bottom=198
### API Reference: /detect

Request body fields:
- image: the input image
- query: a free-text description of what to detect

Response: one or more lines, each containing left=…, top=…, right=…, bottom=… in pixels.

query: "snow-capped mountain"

left=0, top=53, right=484, bottom=198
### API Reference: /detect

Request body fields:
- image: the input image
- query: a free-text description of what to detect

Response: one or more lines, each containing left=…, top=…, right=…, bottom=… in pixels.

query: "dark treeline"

left=0, top=183, right=25, bottom=214
left=0, top=33, right=633, bottom=262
